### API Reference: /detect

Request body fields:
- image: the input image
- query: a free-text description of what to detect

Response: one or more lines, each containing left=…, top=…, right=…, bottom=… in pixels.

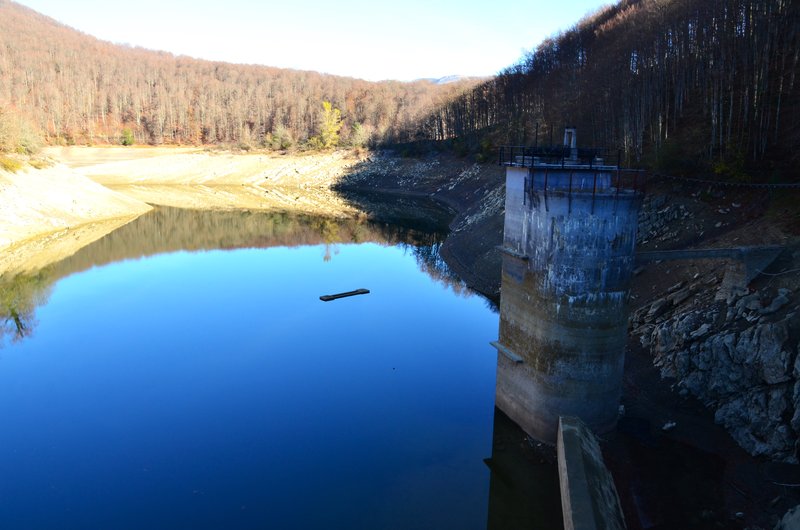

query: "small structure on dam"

left=493, top=129, right=645, bottom=443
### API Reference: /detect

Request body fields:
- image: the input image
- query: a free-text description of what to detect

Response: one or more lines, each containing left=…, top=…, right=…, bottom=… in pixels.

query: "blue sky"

left=16, top=0, right=611, bottom=81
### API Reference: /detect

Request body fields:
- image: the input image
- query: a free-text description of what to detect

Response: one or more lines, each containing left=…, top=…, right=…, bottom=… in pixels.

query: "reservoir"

left=0, top=206, right=558, bottom=529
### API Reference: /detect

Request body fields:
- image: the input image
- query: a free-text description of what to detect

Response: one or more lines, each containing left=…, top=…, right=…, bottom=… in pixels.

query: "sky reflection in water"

left=0, top=210, right=498, bottom=529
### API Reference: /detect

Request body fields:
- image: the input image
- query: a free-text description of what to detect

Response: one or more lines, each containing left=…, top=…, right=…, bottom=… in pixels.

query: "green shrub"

left=270, top=125, right=293, bottom=150
left=0, top=108, right=41, bottom=155
left=121, top=128, right=135, bottom=146
left=713, top=150, right=750, bottom=182
left=29, top=158, right=51, bottom=170
left=348, top=122, right=371, bottom=148
left=0, top=155, right=23, bottom=172
left=305, top=135, right=323, bottom=150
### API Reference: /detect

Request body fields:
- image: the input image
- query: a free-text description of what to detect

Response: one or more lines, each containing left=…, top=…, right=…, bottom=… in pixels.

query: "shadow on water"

left=485, top=408, right=564, bottom=529
left=607, top=417, right=728, bottom=530
left=334, top=189, right=494, bottom=306
left=335, top=189, right=457, bottom=234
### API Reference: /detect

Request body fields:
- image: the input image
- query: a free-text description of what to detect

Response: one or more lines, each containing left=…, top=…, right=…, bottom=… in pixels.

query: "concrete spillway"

left=494, top=157, right=644, bottom=443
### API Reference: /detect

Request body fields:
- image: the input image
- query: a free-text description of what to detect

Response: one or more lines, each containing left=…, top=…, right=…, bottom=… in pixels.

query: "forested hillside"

left=0, top=1, right=475, bottom=147
left=402, top=0, right=799, bottom=178
left=2, top=0, right=797, bottom=178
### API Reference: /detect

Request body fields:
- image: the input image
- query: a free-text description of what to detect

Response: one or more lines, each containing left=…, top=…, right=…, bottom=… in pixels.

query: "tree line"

left=0, top=1, right=476, bottom=148
left=399, top=0, right=799, bottom=177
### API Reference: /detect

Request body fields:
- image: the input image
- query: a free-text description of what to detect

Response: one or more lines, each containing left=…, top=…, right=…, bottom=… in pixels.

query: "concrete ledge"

left=490, top=341, right=524, bottom=363
left=557, top=416, right=626, bottom=530
left=496, top=245, right=530, bottom=261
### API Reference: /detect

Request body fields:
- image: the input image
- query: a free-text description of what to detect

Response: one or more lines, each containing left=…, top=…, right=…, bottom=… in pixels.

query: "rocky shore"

left=334, top=151, right=507, bottom=301
left=338, top=153, right=800, bottom=528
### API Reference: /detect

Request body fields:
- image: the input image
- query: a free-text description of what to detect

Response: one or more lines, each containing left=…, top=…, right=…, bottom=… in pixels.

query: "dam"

left=494, top=129, right=645, bottom=443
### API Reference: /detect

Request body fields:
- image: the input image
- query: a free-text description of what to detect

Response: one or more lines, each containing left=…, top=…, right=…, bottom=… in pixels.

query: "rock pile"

left=637, top=195, right=695, bottom=246
left=632, top=282, right=800, bottom=461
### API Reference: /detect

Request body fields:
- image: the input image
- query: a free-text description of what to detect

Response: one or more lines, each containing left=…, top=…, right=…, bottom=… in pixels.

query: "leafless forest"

left=1, top=0, right=798, bottom=177
left=403, top=0, right=799, bottom=176
left=0, top=1, right=475, bottom=148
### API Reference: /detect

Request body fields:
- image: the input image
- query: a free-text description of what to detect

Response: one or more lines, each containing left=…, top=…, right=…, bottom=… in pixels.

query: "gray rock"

left=650, top=307, right=799, bottom=461
left=761, top=294, right=791, bottom=315
left=791, top=400, right=800, bottom=435
left=726, top=285, right=749, bottom=305
left=774, top=504, right=800, bottom=530
left=736, top=293, right=763, bottom=318
left=668, top=287, right=692, bottom=306
left=682, top=370, right=707, bottom=396
left=647, top=297, right=669, bottom=319
left=714, top=389, right=796, bottom=461
left=757, top=321, right=791, bottom=385
left=638, top=324, right=655, bottom=348
left=690, top=323, right=711, bottom=339
left=667, top=281, right=686, bottom=294
left=769, top=388, right=789, bottom=422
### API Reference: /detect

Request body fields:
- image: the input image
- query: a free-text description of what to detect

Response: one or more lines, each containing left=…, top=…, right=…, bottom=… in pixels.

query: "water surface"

left=0, top=207, right=500, bottom=529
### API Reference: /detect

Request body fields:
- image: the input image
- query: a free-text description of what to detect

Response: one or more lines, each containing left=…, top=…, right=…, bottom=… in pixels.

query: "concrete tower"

left=493, top=132, right=644, bottom=443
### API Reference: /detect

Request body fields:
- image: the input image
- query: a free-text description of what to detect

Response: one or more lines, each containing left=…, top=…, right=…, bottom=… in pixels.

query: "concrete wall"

left=557, top=416, right=626, bottom=530
left=503, top=167, right=528, bottom=255
left=495, top=166, right=643, bottom=443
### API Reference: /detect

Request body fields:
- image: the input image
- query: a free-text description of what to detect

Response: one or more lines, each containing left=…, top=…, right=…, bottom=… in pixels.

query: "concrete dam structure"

left=494, top=130, right=645, bottom=443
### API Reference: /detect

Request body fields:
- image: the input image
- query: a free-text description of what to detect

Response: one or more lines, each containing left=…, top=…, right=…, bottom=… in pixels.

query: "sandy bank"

left=45, top=146, right=365, bottom=188
left=0, top=164, right=153, bottom=274
left=1, top=148, right=368, bottom=275
left=107, top=185, right=359, bottom=218
left=0, top=217, right=142, bottom=276
left=42, top=145, right=203, bottom=168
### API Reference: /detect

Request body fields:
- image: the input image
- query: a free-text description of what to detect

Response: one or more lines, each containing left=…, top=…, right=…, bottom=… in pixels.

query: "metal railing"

left=525, top=167, right=647, bottom=195
left=498, top=145, right=623, bottom=170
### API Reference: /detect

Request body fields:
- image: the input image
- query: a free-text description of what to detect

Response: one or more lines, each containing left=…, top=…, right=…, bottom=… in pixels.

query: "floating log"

left=319, top=288, right=370, bottom=302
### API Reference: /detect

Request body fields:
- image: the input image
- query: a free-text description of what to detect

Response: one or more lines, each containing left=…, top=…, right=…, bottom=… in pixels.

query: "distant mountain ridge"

left=416, top=75, right=488, bottom=85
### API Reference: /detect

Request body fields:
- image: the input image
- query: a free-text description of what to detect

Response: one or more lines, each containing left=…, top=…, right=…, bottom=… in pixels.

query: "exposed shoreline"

left=0, top=147, right=367, bottom=276
left=3, top=146, right=800, bottom=527
left=333, top=155, right=800, bottom=528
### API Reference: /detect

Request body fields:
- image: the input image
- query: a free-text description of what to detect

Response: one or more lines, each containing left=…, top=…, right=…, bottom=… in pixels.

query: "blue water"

left=0, top=214, right=499, bottom=529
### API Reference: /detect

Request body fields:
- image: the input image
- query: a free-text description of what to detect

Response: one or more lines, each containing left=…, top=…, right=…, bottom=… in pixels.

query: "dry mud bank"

left=45, top=146, right=363, bottom=188
left=0, top=164, right=152, bottom=275
left=106, top=184, right=359, bottom=218
left=1, top=148, right=367, bottom=275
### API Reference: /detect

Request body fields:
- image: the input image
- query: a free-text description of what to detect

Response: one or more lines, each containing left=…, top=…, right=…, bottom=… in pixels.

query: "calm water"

left=0, top=207, right=504, bottom=529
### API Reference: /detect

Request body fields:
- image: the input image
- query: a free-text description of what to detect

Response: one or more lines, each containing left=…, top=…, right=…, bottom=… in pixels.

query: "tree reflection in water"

left=0, top=269, right=52, bottom=346
left=0, top=203, right=481, bottom=346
